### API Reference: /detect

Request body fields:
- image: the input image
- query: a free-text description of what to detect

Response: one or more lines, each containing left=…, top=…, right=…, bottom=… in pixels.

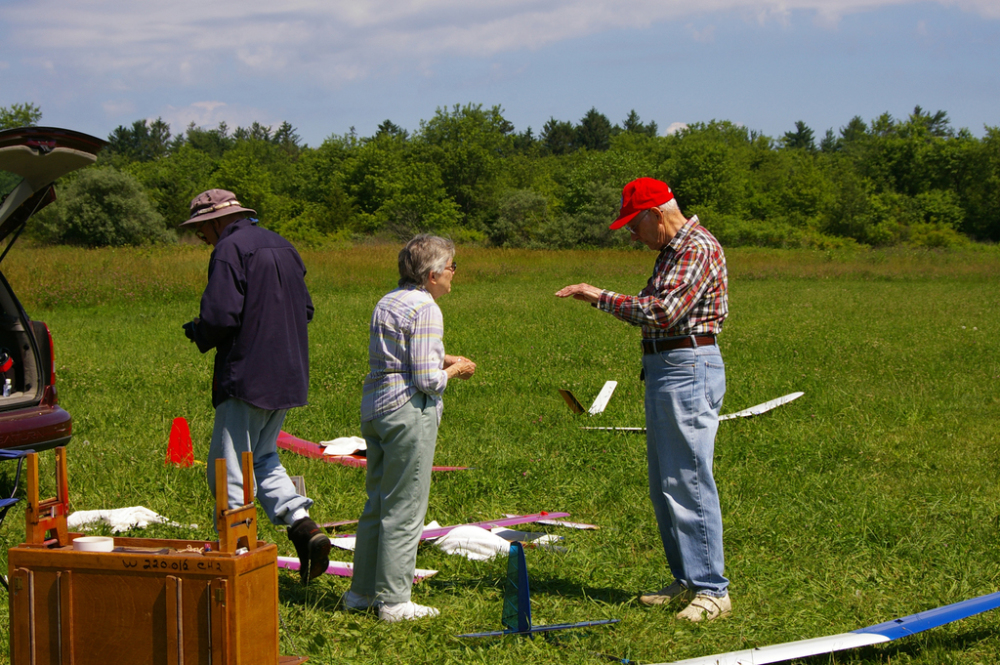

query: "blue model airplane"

left=458, top=541, right=620, bottom=638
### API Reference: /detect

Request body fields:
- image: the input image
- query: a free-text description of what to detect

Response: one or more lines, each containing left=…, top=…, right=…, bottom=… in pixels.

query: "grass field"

left=1, top=244, right=999, bottom=664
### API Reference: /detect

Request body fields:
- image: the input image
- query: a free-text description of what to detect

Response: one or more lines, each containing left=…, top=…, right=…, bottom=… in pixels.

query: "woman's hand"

left=445, top=357, right=476, bottom=380
left=443, top=354, right=465, bottom=368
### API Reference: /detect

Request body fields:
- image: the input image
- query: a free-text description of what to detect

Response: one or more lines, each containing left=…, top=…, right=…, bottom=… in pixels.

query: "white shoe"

left=379, top=601, right=440, bottom=623
left=676, top=592, right=732, bottom=622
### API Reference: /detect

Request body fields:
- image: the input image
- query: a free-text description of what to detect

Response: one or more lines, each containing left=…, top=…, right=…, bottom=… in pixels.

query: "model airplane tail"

left=502, top=541, right=532, bottom=633
left=459, top=541, right=619, bottom=638
left=559, top=381, right=618, bottom=416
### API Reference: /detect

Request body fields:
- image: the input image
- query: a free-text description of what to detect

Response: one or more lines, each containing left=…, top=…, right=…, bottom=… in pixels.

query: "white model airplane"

left=558, top=380, right=617, bottom=416
left=580, top=392, right=805, bottom=431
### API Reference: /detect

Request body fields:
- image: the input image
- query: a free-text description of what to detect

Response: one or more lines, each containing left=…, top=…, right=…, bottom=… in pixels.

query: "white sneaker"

left=379, top=601, right=440, bottom=623
left=676, top=592, right=732, bottom=622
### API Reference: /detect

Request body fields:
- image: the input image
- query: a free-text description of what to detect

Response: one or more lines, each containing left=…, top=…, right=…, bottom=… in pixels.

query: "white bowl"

left=72, top=536, right=115, bottom=552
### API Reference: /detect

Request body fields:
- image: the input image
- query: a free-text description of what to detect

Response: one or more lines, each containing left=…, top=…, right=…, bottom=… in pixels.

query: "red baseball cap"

left=610, top=178, right=675, bottom=230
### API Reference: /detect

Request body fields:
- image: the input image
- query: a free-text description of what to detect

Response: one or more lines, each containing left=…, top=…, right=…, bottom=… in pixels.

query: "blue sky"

left=1, top=0, right=997, bottom=146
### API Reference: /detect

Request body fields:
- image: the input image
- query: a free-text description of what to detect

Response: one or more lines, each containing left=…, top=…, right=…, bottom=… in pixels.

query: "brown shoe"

left=288, top=517, right=331, bottom=585
left=676, top=592, right=731, bottom=622
left=639, top=580, right=694, bottom=606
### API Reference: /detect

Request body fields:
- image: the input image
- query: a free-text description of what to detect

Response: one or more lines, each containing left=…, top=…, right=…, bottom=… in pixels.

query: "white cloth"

left=321, top=436, right=367, bottom=456
left=331, top=520, right=566, bottom=559
left=434, top=525, right=510, bottom=561
left=67, top=506, right=196, bottom=533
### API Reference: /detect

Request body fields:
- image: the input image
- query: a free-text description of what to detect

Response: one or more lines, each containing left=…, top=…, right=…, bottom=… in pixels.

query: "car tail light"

left=41, top=322, right=58, bottom=406
left=45, top=323, right=56, bottom=383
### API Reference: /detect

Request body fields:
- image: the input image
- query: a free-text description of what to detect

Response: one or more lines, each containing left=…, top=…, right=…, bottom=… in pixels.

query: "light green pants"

left=350, top=392, right=438, bottom=604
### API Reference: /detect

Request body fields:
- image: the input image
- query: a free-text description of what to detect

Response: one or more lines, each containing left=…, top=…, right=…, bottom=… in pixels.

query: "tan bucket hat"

left=180, top=189, right=257, bottom=227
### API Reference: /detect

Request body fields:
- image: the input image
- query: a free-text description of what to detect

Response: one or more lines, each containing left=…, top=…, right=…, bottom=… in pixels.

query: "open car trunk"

left=0, top=127, right=104, bottom=447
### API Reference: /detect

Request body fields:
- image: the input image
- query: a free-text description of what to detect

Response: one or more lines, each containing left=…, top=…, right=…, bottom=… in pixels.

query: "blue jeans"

left=643, top=343, right=728, bottom=596
left=206, top=398, right=313, bottom=528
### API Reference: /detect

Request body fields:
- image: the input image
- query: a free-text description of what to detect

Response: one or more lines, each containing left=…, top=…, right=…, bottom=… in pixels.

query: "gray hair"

left=658, top=198, right=681, bottom=215
left=398, top=234, right=455, bottom=288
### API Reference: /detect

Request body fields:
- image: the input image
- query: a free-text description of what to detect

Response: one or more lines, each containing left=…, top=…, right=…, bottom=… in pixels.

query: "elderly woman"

left=345, top=234, right=476, bottom=622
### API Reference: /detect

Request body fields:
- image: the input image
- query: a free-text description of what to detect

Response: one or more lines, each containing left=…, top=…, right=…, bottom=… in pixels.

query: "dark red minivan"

left=0, top=127, right=105, bottom=451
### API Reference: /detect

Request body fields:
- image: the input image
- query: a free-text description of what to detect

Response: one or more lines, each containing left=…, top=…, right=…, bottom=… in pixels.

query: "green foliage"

left=417, top=104, right=515, bottom=230
left=574, top=108, right=613, bottom=152
left=10, top=101, right=996, bottom=249
left=105, top=118, right=172, bottom=163
left=0, top=102, right=43, bottom=130
left=50, top=167, right=175, bottom=246
left=658, top=121, right=755, bottom=218
left=40, top=166, right=176, bottom=247
left=781, top=120, right=816, bottom=152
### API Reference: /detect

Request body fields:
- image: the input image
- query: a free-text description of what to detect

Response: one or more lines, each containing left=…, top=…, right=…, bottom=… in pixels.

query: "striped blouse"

left=360, top=285, right=448, bottom=423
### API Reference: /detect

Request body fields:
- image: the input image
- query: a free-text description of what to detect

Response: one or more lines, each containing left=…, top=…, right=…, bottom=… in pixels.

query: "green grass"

left=2, top=245, right=1000, bottom=664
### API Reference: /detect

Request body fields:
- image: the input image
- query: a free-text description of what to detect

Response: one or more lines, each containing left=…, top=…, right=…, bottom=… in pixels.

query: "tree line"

left=3, top=102, right=998, bottom=249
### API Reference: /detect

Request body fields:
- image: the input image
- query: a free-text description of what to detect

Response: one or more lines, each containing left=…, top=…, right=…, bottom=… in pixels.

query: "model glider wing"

left=330, top=512, right=572, bottom=546
left=559, top=389, right=586, bottom=414
left=559, top=381, right=617, bottom=416
left=580, top=427, right=646, bottom=432
left=656, top=590, right=1000, bottom=665
left=581, top=392, right=805, bottom=432
left=276, top=430, right=468, bottom=471
left=718, top=392, right=804, bottom=421
left=588, top=381, right=617, bottom=415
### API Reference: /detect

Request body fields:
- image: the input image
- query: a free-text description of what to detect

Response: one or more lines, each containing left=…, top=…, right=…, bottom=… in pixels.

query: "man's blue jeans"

left=643, top=343, right=728, bottom=597
left=207, top=398, right=313, bottom=528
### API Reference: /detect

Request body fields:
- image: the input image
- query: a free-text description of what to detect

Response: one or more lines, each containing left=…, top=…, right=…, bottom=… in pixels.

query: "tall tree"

left=0, top=102, right=42, bottom=130
left=620, top=110, right=658, bottom=137
left=839, top=116, right=868, bottom=144
left=417, top=103, right=514, bottom=228
left=375, top=119, right=408, bottom=140
left=273, top=121, right=302, bottom=156
left=782, top=121, right=816, bottom=151
left=107, top=118, right=172, bottom=162
left=576, top=108, right=613, bottom=151
left=541, top=118, right=575, bottom=155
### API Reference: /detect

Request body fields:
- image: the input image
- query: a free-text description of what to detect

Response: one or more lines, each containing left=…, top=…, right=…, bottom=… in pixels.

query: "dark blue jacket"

left=191, top=218, right=313, bottom=410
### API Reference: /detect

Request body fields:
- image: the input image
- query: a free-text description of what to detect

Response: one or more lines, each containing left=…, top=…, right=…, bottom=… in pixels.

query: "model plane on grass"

left=559, top=381, right=617, bottom=416
left=656, top=589, right=1000, bottom=664
left=458, top=541, right=619, bottom=638
left=575, top=392, right=805, bottom=432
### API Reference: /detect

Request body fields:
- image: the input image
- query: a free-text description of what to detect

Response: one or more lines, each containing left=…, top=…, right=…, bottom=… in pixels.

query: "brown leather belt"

left=641, top=335, right=716, bottom=354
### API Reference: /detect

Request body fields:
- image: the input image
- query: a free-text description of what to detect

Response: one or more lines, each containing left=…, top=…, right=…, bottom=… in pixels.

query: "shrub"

left=55, top=167, right=175, bottom=246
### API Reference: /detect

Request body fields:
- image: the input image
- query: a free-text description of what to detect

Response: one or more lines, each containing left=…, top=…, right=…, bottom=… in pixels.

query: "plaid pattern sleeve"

left=597, top=216, right=728, bottom=338
left=360, top=287, right=448, bottom=423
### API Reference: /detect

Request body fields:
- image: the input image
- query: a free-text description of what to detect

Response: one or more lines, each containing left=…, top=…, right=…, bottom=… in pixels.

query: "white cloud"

left=687, top=23, right=717, bottom=43
left=157, top=101, right=279, bottom=133
left=665, top=122, right=688, bottom=135
left=1, top=0, right=997, bottom=90
left=102, top=99, right=136, bottom=116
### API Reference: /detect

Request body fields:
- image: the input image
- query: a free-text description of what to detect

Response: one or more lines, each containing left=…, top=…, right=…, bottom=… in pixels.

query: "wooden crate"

left=7, top=448, right=306, bottom=665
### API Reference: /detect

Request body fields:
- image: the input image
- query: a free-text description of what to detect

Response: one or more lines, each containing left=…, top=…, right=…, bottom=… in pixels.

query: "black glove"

left=183, top=320, right=197, bottom=342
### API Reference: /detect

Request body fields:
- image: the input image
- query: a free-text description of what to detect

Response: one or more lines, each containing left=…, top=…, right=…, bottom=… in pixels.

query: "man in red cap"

left=180, top=189, right=330, bottom=586
left=556, top=177, right=730, bottom=622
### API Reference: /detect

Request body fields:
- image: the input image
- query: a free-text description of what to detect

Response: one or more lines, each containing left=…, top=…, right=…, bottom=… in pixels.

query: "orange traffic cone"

left=167, top=417, right=195, bottom=467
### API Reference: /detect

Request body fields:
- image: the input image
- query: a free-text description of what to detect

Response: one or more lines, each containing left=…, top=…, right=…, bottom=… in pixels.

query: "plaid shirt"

left=361, top=286, right=448, bottom=423
left=597, top=216, right=728, bottom=339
